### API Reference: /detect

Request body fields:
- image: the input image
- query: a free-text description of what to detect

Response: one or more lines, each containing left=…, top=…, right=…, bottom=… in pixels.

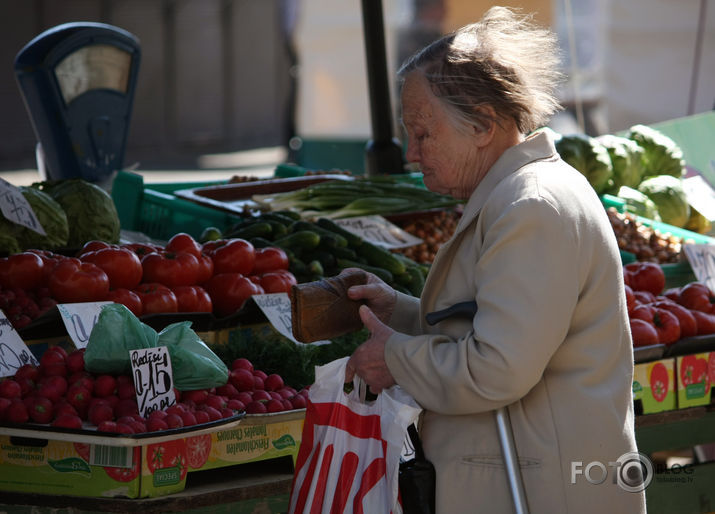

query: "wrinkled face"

left=400, top=72, right=480, bottom=199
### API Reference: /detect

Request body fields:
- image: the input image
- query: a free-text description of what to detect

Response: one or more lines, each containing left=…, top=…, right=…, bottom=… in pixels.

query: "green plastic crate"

left=111, top=170, right=242, bottom=241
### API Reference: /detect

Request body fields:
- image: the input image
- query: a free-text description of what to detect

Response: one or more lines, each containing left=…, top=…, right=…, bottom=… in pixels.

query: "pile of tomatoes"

left=624, top=261, right=715, bottom=347
left=0, top=233, right=296, bottom=329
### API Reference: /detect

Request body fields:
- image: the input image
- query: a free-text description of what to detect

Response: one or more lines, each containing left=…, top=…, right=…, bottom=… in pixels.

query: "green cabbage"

left=11, top=186, right=69, bottom=250
left=596, top=134, right=644, bottom=190
left=555, top=134, right=613, bottom=194
left=637, top=175, right=690, bottom=227
left=35, top=179, right=120, bottom=247
left=626, top=124, right=685, bottom=178
left=616, top=186, right=660, bottom=221
left=0, top=230, right=21, bottom=255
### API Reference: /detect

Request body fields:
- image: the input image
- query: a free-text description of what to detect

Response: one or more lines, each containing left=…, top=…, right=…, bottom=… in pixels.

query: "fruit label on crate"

left=0, top=178, right=46, bottom=235
left=130, top=346, right=176, bottom=418
left=57, top=302, right=112, bottom=349
left=335, top=215, right=423, bottom=249
left=252, top=293, right=330, bottom=345
left=683, top=244, right=715, bottom=292
left=0, top=310, right=39, bottom=377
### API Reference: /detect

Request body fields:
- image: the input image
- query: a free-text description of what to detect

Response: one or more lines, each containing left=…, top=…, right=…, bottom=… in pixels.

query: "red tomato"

left=210, top=239, right=255, bottom=275
left=678, top=282, right=715, bottom=314
left=653, top=300, right=697, bottom=339
left=122, top=242, right=160, bottom=259
left=252, top=247, right=289, bottom=275
left=624, top=284, right=636, bottom=314
left=624, top=262, right=665, bottom=296
left=141, top=251, right=199, bottom=287
left=106, top=288, right=143, bottom=317
left=630, top=304, right=680, bottom=345
left=195, top=253, right=214, bottom=284
left=194, top=286, right=213, bottom=312
left=0, top=252, right=45, bottom=290
left=206, top=273, right=262, bottom=317
left=166, top=233, right=202, bottom=258
left=201, top=239, right=227, bottom=255
left=274, top=269, right=298, bottom=286
left=649, top=362, right=669, bottom=402
left=49, top=259, right=110, bottom=303
left=133, top=283, right=178, bottom=314
left=78, top=240, right=117, bottom=256
left=689, top=310, right=715, bottom=335
left=633, top=290, right=656, bottom=305
left=662, top=287, right=681, bottom=303
left=81, top=247, right=143, bottom=289
left=259, top=271, right=292, bottom=293
left=173, top=285, right=211, bottom=313
left=629, top=318, right=659, bottom=347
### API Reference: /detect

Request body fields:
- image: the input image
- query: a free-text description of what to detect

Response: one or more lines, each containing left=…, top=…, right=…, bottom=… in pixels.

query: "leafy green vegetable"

left=0, top=231, right=21, bottom=255
left=10, top=186, right=69, bottom=250
left=626, top=124, right=685, bottom=179
left=616, top=186, right=660, bottom=221
left=596, top=134, right=644, bottom=191
left=555, top=134, right=613, bottom=194
left=637, top=175, right=690, bottom=227
left=34, top=179, right=120, bottom=247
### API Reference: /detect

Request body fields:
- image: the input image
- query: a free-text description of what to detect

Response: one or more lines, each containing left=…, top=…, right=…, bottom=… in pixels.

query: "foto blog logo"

left=570, top=452, right=654, bottom=493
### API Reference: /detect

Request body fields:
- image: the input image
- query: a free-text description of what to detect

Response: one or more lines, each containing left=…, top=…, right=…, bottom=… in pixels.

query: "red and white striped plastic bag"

left=289, top=357, right=421, bottom=514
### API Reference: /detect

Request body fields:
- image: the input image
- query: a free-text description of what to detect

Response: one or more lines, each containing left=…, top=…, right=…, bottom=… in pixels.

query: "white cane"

left=426, top=301, right=530, bottom=514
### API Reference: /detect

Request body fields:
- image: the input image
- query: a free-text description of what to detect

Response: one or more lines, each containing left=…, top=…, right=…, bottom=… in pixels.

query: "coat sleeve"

left=384, top=197, right=581, bottom=414
left=387, top=291, right=422, bottom=335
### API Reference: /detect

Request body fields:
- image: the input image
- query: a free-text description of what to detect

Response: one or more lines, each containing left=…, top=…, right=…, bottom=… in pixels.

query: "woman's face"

left=400, top=72, right=482, bottom=199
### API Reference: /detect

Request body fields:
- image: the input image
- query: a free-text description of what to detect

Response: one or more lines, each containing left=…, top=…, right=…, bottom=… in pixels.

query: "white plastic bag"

left=289, top=357, right=421, bottom=514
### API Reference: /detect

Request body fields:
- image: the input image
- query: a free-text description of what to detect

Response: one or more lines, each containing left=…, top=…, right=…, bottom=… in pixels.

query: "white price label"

left=252, top=293, right=330, bottom=345
left=683, top=244, right=715, bottom=293
left=0, top=310, right=39, bottom=377
left=335, top=215, right=423, bottom=249
left=130, top=346, right=176, bottom=418
left=0, top=178, right=46, bottom=235
left=57, top=302, right=112, bottom=349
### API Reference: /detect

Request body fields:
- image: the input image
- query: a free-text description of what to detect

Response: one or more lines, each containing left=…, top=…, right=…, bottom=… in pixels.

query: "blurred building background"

left=0, top=0, right=712, bottom=173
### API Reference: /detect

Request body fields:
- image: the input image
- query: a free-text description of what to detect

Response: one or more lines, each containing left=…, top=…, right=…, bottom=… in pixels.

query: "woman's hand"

left=345, top=305, right=397, bottom=394
left=341, top=267, right=397, bottom=324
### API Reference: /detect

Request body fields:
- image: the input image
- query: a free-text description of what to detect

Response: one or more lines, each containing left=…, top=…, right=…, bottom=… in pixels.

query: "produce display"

left=624, top=261, right=715, bottom=346
left=0, top=346, right=307, bottom=433
left=391, top=209, right=460, bottom=264
left=606, top=208, right=687, bottom=264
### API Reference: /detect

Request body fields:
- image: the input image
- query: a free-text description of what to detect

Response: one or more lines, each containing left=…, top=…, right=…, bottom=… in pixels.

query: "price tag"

left=683, top=176, right=715, bottom=220
left=683, top=244, right=715, bottom=292
left=335, top=215, right=423, bottom=249
left=0, top=178, right=46, bottom=235
left=252, top=293, right=330, bottom=345
left=0, top=310, right=39, bottom=378
left=130, top=346, right=176, bottom=418
left=57, top=302, right=112, bottom=349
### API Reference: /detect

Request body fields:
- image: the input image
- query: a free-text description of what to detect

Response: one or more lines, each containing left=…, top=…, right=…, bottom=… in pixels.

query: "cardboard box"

left=633, top=358, right=676, bottom=414
left=676, top=352, right=713, bottom=409
left=0, top=410, right=304, bottom=499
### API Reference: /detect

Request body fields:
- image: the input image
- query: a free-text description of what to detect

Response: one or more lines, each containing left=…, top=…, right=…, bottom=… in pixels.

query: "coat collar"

left=454, top=130, right=558, bottom=235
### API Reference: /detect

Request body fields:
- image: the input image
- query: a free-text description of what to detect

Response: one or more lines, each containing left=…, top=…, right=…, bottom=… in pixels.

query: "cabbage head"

left=596, top=134, right=644, bottom=190
left=0, top=230, right=21, bottom=255
left=616, top=186, right=660, bottom=221
left=11, top=186, right=69, bottom=250
left=627, top=124, right=685, bottom=178
left=36, top=179, right=120, bottom=247
left=555, top=134, right=613, bottom=194
left=637, top=175, right=690, bottom=227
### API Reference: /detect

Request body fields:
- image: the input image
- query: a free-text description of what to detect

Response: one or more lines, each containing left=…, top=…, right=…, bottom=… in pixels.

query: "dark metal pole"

left=360, top=0, right=405, bottom=176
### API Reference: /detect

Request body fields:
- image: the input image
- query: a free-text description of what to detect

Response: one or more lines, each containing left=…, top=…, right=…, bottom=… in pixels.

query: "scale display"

left=14, top=22, right=141, bottom=186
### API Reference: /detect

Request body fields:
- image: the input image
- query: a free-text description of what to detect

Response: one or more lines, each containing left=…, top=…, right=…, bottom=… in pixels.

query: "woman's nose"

left=404, top=144, right=419, bottom=165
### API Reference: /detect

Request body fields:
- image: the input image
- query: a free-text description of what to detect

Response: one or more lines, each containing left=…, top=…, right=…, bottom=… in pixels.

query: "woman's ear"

left=472, top=104, right=498, bottom=147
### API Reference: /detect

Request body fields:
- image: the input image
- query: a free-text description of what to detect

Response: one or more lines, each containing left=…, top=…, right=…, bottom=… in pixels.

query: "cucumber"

left=225, top=221, right=273, bottom=240
left=272, top=209, right=302, bottom=221
left=405, top=265, right=426, bottom=297
left=289, top=255, right=309, bottom=276
left=261, top=212, right=299, bottom=226
left=336, top=258, right=393, bottom=284
left=249, top=236, right=274, bottom=248
left=274, top=230, right=321, bottom=251
left=355, top=241, right=406, bottom=275
left=311, top=250, right=337, bottom=270
left=266, top=220, right=288, bottom=239
left=331, top=246, right=358, bottom=260
left=290, top=220, right=347, bottom=248
left=316, top=218, right=364, bottom=248
left=307, top=259, right=324, bottom=277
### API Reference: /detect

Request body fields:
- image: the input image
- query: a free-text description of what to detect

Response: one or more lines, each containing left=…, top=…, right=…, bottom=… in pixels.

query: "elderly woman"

left=344, top=6, right=646, bottom=513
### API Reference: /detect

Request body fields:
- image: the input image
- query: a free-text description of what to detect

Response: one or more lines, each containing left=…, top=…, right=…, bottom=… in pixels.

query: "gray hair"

left=398, top=6, right=563, bottom=134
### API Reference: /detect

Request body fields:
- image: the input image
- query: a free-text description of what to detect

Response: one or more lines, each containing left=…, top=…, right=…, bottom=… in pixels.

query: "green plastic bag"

left=84, top=304, right=229, bottom=390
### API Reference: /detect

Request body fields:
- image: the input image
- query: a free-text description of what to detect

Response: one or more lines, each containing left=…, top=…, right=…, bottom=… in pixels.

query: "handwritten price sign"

left=683, top=244, right=715, bottom=293
left=57, top=302, right=112, bottom=349
left=0, top=178, right=46, bottom=235
left=335, top=215, right=422, bottom=249
left=0, top=311, right=39, bottom=378
left=130, top=346, right=176, bottom=418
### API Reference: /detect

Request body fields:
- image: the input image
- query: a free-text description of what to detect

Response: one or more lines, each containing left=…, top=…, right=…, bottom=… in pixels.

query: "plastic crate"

left=111, top=170, right=243, bottom=241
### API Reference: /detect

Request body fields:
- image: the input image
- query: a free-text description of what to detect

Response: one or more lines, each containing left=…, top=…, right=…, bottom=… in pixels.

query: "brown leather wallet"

left=290, top=270, right=367, bottom=343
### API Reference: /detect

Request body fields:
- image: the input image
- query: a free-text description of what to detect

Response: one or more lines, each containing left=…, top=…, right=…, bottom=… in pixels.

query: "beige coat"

left=385, top=132, right=646, bottom=513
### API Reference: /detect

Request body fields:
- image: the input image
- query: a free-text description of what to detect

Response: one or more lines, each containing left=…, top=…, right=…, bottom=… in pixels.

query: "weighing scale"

left=14, top=22, right=141, bottom=187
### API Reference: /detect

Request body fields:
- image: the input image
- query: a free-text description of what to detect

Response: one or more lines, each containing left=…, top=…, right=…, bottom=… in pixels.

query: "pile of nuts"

left=393, top=209, right=461, bottom=264
left=606, top=208, right=687, bottom=264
